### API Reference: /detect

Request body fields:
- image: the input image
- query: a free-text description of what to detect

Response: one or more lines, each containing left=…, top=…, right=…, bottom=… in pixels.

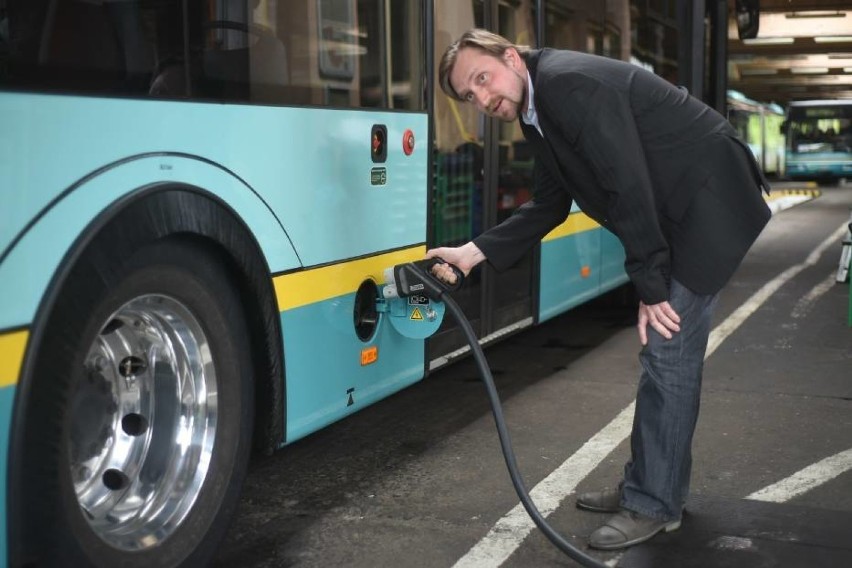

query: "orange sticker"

left=361, top=346, right=378, bottom=366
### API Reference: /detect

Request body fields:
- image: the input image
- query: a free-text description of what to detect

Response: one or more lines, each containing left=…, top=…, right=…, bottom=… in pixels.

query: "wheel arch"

left=8, top=184, right=287, bottom=567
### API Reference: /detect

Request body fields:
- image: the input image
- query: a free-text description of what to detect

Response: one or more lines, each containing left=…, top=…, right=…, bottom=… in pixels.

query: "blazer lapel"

left=520, top=50, right=572, bottom=193
left=521, top=49, right=600, bottom=218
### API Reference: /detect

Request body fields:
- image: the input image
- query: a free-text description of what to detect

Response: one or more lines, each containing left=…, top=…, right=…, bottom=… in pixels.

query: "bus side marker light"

left=361, top=346, right=378, bottom=366
left=581, top=266, right=591, bottom=278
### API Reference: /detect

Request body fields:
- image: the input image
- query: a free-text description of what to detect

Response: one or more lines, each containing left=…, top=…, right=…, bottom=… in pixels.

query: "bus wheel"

left=32, top=239, right=253, bottom=567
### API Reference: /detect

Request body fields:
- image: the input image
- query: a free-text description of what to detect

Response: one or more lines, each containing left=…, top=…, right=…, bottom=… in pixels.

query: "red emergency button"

left=402, top=129, right=415, bottom=155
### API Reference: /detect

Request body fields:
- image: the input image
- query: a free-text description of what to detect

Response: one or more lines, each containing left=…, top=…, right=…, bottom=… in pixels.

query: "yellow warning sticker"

left=410, top=307, right=423, bottom=321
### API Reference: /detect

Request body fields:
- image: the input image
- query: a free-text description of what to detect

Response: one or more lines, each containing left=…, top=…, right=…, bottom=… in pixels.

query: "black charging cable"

left=390, top=260, right=607, bottom=568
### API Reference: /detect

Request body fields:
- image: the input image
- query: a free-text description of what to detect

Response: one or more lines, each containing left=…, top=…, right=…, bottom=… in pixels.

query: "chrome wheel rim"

left=68, top=294, right=218, bottom=551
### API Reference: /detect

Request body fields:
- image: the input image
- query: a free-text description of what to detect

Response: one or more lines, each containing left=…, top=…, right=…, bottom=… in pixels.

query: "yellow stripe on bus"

left=273, top=246, right=426, bottom=311
left=274, top=215, right=599, bottom=312
left=0, top=330, right=28, bottom=388
left=542, top=213, right=600, bottom=242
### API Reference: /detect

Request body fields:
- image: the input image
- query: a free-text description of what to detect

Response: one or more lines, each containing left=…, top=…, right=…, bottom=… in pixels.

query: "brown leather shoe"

left=588, top=509, right=681, bottom=550
left=575, top=487, right=621, bottom=513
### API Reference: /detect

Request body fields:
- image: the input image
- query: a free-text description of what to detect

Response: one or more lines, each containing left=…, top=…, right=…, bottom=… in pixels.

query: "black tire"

left=22, top=237, right=254, bottom=567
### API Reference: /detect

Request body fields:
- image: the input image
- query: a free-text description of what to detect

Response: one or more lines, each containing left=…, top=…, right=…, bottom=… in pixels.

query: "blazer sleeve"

left=538, top=72, right=671, bottom=304
left=472, top=159, right=571, bottom=272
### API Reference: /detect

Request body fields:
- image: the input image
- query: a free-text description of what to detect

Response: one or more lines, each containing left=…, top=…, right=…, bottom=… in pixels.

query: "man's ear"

left=504, top=47, right=518, bottom=67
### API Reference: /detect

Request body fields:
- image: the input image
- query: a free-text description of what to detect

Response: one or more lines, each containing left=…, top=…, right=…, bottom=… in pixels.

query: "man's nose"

left=472, top=88, right=489, bottom=111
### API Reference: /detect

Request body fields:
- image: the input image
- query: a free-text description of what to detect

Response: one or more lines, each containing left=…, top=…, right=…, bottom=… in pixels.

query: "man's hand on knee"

left=637, top=301, right=681, bottom=345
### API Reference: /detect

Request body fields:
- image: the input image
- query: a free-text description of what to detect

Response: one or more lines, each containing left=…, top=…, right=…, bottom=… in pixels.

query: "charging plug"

left=383, top=258, right=464, bottom=301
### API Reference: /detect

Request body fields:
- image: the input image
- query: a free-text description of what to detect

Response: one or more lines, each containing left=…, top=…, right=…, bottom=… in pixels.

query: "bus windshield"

left=786, top=104, right=852, bottom=155
left=784, top=100, right=852, bottom=180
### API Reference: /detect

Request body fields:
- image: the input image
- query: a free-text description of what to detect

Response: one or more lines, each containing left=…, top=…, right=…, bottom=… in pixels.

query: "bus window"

left=190, top=0, right=423, bottom=109
left=0, top=2, right=8, bottom=78
left=1, top=0, right=424, bottom=110
left=2, top=0, right=170, bottom=96
left=388, top=1, right=425, bottom=110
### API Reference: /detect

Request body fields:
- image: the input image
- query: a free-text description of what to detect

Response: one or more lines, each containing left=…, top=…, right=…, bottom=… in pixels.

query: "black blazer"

left=472, top=48, right=771, bottom=304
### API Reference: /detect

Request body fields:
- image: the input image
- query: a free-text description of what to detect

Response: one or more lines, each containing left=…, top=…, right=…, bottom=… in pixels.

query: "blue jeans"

left=620, top=278, right=719, bottom=521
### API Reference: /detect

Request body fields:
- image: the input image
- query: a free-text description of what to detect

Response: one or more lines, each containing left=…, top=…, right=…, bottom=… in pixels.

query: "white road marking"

left=746, top=448, right=852, bottom=503
left=705, top=225, right=847, bottom=358
left=453, top=223, right=849, bottom=567
left=452, top=404, right=635, bottom=568
left=790, top=272, right=838, bottom=319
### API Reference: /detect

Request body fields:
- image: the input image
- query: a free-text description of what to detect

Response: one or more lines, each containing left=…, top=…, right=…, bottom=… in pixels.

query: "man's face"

left=449, top=47, right=527, bottom=122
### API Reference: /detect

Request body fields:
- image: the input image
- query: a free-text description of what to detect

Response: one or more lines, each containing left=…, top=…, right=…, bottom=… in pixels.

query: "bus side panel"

left=0, top=157, right=300, bottom=330
left=0, top=364, right=17, bottom=565
left=0, top=94, right=429, bottom=270
left=280, top=296, right=424, bottom=443
left=261, top=111, right=430, bottom=267
left=272, top=248, right=429, bottom=444
left=538, top=213, right=602, bottom=323
left=0, top=328, right=28, bottom=567
left=0, top=384, right=15, bottom=566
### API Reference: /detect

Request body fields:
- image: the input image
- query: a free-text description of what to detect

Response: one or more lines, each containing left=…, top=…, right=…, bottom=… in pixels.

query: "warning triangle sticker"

left=410, top=307, right=423, bottom=321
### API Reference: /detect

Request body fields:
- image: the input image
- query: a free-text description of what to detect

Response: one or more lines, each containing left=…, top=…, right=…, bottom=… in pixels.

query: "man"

left=428, top=29, right=770, bottom=550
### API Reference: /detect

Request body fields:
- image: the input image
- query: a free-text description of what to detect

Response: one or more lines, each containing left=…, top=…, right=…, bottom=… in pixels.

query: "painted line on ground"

left=452, top=222, right=849, bottom=568
left=746, top=448, right=852, bottom=503
left=451, top=403, right=635, bottom=568
left=705, top=225, right=847, bottom=358
left=701, top=448, right=852, bottom=555
left=791, top=272, right=837, bottom=319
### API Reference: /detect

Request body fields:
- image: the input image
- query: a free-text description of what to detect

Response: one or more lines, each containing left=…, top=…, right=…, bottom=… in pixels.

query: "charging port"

left=354, top=280, right=379, bottom=341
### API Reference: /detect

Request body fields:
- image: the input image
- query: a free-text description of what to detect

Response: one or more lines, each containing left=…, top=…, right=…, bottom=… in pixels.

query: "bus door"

left=430, top=0, right=488, bottom=358
left=490, top=0, right=538, bottom=331
left=430, top=0, right=537, bottom=359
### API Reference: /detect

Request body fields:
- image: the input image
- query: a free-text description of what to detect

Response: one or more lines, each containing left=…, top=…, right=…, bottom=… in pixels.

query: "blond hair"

left=439, top=29, right=531, bottom=101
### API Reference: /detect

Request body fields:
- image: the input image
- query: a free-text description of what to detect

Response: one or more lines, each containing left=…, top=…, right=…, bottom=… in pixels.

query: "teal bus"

left=0, top=0, right=718, bottom=566
left=783, top=99, right=852, bottom=182
left=727, top=89, right=785, bottom=177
